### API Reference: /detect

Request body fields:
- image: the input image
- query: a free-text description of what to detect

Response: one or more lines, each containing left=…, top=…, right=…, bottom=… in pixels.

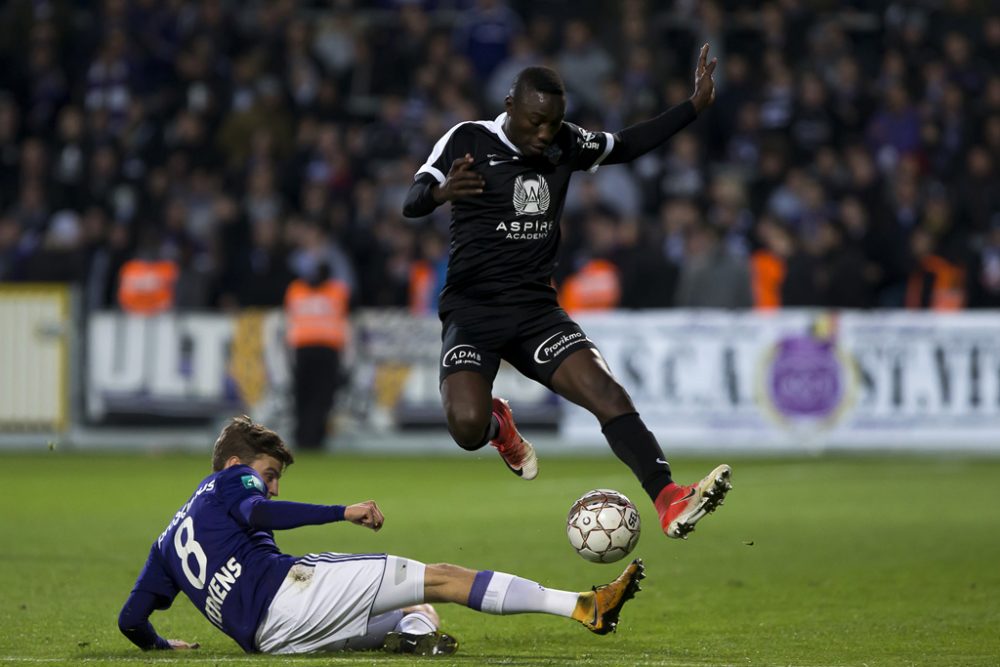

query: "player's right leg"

left=419, top=559, right=645, bottom=634
left=439, top=310, right=538, bottom=479
left=441, top=372, right=538, bottom=480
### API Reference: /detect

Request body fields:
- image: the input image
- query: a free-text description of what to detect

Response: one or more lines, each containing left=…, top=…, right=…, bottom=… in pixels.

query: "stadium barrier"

left=565, top=310, right=1000, bottom=452
left=4, top=300, right=1000, bottom=453
left=0, top=285, right=70, bottom=434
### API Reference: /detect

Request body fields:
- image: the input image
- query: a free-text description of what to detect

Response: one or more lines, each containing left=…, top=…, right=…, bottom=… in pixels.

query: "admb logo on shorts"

left=513, top=174, right=550, bottom=215
left=443, top=344, right=482, bottom=368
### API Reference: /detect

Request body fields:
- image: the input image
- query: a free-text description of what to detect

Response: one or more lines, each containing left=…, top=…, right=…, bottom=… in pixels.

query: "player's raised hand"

left=166, top=639, right=200, bottom=650
left=433, top=154, right=485, bottom=203
left=690, top=43, right=718, bottom=113
left=345, top=500, right=385, bottom=531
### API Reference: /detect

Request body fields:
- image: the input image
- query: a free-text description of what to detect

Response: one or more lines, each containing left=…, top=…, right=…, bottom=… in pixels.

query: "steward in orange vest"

left=558, top=258, right=621, bottom=314
left=905, top=229, right=965, bottom=311
left=284, top=264, right=350, bottom=450
left=117, top=259, right=179, bottom=315
left=285, top=277, right=350, bottom=349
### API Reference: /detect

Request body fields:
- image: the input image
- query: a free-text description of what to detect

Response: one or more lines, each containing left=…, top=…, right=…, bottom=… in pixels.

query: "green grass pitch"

left=3, top=450, right=999, bottom=666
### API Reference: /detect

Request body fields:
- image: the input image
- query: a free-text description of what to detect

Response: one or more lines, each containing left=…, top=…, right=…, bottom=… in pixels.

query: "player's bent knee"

left=581, top=378, right=635, bottom=421
left=401, top=603, right=440, bottom=627
left=447, top=409, right=491, bottom=450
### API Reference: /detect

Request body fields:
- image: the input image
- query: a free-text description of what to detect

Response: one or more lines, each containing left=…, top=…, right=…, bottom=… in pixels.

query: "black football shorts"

left=439, top=303, right=598, bottom=387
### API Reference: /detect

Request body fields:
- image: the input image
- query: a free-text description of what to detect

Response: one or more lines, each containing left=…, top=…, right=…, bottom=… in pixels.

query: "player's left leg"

left=372, top=556, right=645, bottom=635
left=342, top=606, right=457, bottom=656
left=550, top=348, right=732, bottom=539
left=427, top=560, right=645, bottom=634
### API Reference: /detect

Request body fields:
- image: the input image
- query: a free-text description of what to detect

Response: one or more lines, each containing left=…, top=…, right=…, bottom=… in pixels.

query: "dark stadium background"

left=1, top=0, right=997, bottom=311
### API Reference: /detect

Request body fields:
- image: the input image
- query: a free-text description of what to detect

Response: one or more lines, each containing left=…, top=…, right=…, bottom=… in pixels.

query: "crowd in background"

left=0, top=0, right=998, bottom=314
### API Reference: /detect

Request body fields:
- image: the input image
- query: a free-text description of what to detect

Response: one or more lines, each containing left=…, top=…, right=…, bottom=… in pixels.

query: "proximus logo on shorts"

left=533, top=331, right=588, bottom=364
left=443, top=344, right=482, bottom=368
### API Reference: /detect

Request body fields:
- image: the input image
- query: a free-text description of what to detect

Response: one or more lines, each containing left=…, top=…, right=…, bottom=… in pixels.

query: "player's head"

left=212, top=416, right=294, bottom=496
left=504, top=66, right=566, bottom=157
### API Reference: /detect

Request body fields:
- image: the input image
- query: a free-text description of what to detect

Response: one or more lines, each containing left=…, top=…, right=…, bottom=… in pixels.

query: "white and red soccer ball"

left=566, top=489, right=641, bottom=563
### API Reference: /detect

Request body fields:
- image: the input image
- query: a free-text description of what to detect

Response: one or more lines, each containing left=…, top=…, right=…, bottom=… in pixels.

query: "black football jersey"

left=416, top=113, right=615, bottom=315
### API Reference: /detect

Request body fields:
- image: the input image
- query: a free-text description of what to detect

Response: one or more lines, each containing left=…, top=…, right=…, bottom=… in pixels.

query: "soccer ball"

left=566, top=489, right=640, bottom=563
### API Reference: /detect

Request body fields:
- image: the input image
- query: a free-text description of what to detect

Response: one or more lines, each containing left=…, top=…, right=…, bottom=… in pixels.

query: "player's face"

left=248, top=454, right=283, bottom=498
left=505, top=90, right=565, bottom=156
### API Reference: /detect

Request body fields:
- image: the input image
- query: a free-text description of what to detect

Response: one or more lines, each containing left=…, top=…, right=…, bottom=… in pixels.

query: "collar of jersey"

left=491, top=113, right=522, bottom=155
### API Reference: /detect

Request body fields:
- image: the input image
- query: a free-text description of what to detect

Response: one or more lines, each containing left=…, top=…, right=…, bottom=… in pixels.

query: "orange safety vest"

left=117, top=259, right=178, bottom=315
left=905, top=255, right=965, bottom=311
left=559, top=259, right=621, bottom=313
left=284, top=279, right=350, bottom=349
left=750, top=250, right=785, bottom=310
left=409, top=260, right=434, bottom=315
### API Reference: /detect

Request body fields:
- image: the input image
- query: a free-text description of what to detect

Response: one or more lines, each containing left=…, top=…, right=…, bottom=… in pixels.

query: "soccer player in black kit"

left=403, top=44, right=731, bottom=540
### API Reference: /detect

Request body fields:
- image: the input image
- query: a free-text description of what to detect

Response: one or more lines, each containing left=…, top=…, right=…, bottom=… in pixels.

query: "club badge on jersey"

left=242, top=475, right=265, bottom=492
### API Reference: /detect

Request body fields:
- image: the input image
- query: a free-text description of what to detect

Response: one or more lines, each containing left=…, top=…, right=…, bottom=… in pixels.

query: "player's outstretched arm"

left=344, top=500, right=385, bottom=531
left=238, top=497, right=348, bottom=530
left=119, top=589, right=197, bottom=651
left=403, top=155, right=484, bottom=217
left=238, top=497, right=384, bottom=532
left=602, top=43, right=717, bottom=166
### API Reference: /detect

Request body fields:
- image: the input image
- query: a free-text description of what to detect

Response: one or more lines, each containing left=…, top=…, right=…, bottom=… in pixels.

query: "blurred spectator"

left=967, top=216, right=1000, bottom=308
left=675, top=221, right=752, bottom=309
left=453, top=0, right=523, bottom=82
left=556, top=19, right=614, bottom=112
left=409, top=228, right=448, bottom=315
left=615, top=216, right=679, bottom=310
left=750, top=215, right=792, bottom=309
left=559, top=208, right=623, bottom=314
left=905, top=227, right=965, bottom=310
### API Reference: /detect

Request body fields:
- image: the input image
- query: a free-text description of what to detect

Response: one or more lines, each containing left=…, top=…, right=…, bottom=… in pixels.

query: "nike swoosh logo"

left=670, top=488, right=697, bottom=507
left=656, top=458, right=669, bottom=466
left=502, top=458, right=524, bottom=477
left=487, top=154, right=518, bottom=167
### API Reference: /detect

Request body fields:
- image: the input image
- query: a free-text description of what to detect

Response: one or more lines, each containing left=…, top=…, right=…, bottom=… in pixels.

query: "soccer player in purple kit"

left=403, top=45, right=732, bottom=539
left=118, top=416, right=644, bottom=656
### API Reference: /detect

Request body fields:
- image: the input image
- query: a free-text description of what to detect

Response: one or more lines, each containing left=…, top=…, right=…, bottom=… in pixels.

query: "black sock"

left=601, top=413, right=673, bottom=501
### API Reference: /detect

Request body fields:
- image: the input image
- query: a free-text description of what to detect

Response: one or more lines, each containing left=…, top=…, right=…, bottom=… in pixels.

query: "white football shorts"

left=254, top=553, right=426, bottom=654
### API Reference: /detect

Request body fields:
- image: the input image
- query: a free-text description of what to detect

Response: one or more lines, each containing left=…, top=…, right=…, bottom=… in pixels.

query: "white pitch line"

left=0, top=659, right=862, bottom=667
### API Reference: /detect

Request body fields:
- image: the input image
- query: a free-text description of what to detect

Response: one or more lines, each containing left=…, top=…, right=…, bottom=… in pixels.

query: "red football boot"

left=489, top=397, right=539, bottom=480
left=655, top=465, right=732, bottom=539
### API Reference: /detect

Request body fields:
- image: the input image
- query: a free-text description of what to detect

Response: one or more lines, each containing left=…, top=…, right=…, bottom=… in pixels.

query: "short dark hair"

left=212, top=415, right=294, bottom=471
left=510, top=66, right=565, bottom=100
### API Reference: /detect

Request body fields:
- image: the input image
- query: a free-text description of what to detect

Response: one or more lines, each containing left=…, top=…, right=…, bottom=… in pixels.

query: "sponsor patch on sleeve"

left=241, top=474, right=265, bottom=493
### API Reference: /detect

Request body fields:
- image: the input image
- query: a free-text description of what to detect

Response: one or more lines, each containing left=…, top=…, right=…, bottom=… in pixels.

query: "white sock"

left=469, top=571, right=577, bottom=617
left=396, top=611, right=437, bottom=635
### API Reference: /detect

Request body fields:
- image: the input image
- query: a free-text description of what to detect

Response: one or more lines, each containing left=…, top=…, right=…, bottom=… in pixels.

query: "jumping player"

left=118, top=416, right=645, bottom=656
left=403, top=45, right=731, bottom=539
